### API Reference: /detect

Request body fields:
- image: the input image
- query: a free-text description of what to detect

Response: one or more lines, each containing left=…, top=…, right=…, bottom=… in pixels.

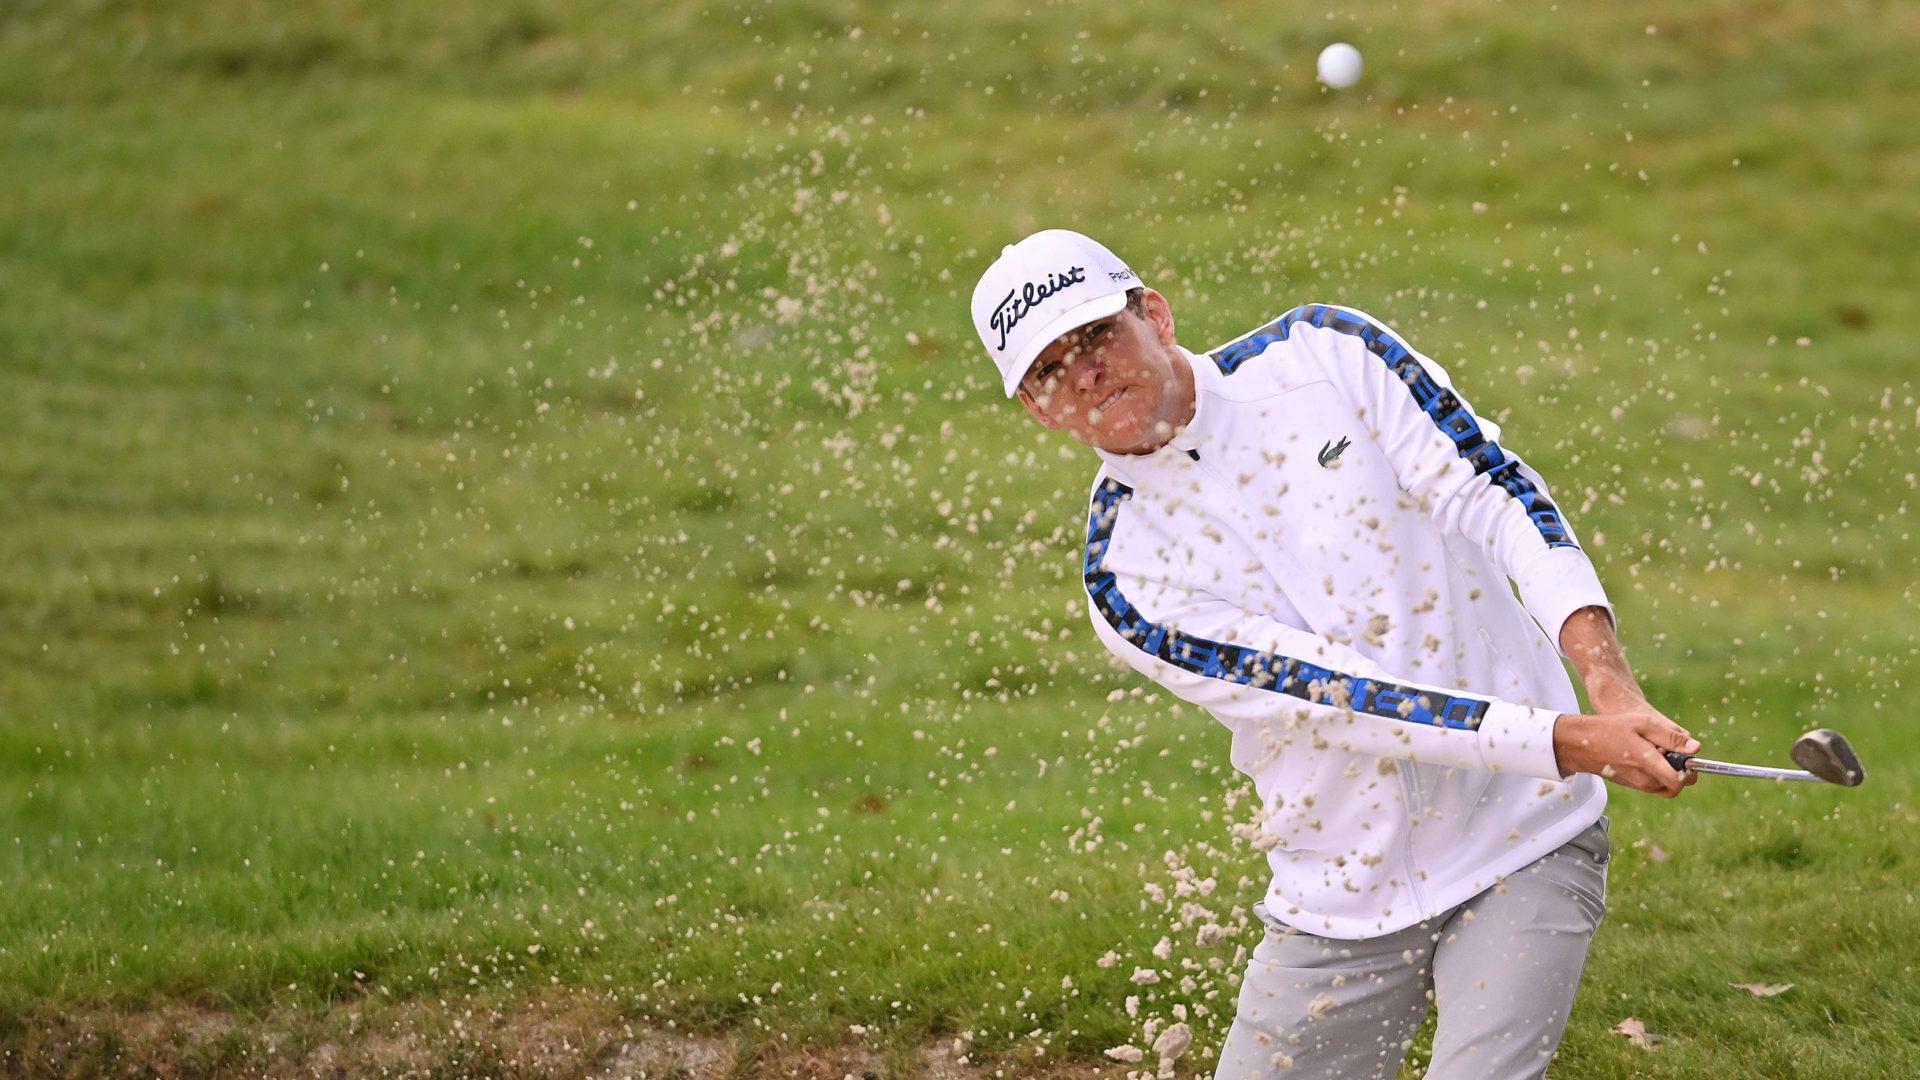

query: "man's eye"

left=1086, top=324, right=1110, bottom=343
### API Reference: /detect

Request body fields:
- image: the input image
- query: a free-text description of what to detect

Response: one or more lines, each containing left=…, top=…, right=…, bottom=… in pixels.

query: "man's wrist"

left=1582, top=674, right=1646, bottom=714
left=1551, top=712, right=1587, bottom=778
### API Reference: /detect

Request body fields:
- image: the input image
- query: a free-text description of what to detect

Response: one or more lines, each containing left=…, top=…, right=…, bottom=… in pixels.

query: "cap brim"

left=1000, top=291, right=1130, bottom=397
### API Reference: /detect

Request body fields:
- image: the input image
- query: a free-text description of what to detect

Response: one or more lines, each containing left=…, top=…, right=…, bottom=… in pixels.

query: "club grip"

left=1664, top=750, right=1694, bottom=773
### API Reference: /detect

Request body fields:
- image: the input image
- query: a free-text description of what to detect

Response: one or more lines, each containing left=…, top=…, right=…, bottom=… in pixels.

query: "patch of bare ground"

left=0, top=994, right=1135, bottom=1080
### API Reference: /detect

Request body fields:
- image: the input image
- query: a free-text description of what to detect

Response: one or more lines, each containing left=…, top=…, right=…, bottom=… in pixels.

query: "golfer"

left=969, top=229, right=1700, bottom=1080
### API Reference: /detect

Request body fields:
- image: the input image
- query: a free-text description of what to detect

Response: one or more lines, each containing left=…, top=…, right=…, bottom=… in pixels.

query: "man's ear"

left=1017, top=387, right=1065, bottom=430
left=1141, top=288, right=1177, bottom=347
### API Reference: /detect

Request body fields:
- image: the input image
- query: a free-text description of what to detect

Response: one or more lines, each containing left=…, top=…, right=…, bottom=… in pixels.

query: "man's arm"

left=1295, top=309, right=1612, bottom=649
left=1286, top=314, right=1695, bottom=797
left=1084, top=578, right=1573, bottom=783
left=1551, top=605, right=1700, bottom=797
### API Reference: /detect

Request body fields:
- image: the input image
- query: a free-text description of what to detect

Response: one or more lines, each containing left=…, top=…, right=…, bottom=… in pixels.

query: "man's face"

left=1016, top=288, right=1192, bottom=455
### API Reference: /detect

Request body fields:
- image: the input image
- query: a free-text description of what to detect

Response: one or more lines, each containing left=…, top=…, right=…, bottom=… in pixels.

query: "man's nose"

left=1071, top=353, right=1105, bottom=391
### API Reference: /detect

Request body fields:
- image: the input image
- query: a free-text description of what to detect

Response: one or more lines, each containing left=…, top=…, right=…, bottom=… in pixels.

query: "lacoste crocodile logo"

left=1317, top=436, right=1352, bottom=467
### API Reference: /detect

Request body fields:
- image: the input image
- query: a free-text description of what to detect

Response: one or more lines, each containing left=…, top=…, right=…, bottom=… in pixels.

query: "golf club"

left=1663, top=727, right=1865, bottom=787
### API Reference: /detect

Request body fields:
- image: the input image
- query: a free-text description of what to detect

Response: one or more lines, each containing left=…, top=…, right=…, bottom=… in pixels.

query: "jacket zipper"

left=1180, top=448, right=1438, bottom=919
left=1397, top=764, right=1432, bottom=917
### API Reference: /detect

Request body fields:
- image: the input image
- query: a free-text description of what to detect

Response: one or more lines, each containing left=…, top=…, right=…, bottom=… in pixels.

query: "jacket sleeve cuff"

left=1513, top=546, right=1614, bottom=656
left=1475, top=700, right=1567, bottom=780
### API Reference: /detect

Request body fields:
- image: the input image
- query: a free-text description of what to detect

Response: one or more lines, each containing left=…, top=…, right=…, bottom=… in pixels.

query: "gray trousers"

left=1215, top=819, right=1609, bottom=1080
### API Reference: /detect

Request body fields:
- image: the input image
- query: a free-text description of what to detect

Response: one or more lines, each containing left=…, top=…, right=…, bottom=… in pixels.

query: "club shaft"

left=1684, top=757, right=1823, bottom=782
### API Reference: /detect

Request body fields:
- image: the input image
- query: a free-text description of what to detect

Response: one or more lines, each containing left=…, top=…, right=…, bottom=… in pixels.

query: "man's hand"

left=1552, top=604, right=1700, bottom=796
left=1553, top=710, right=1700, bottom=797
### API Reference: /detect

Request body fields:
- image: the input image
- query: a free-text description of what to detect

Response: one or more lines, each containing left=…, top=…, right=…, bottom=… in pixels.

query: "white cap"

left=970, top=229, right=1140, bottom=397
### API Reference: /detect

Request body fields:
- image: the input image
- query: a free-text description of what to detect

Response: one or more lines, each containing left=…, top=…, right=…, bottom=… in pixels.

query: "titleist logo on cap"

left=989, top=265, right=1087, bottom=352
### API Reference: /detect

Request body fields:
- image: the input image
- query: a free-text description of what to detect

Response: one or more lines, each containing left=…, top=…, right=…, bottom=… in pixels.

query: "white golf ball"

left=1317, top=42, right=1363, bottom=89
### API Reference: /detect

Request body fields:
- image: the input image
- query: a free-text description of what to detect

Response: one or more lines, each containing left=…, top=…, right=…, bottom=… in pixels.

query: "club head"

left=1789, top=728, right=1865, bottom=787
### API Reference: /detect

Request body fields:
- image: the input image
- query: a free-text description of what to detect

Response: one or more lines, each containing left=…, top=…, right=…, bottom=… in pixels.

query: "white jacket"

left=1082, top=303, right=1610, bottom=939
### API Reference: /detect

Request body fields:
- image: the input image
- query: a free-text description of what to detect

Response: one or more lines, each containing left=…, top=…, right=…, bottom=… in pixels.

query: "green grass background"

left=2, top=0, right=1917, bottom=1075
